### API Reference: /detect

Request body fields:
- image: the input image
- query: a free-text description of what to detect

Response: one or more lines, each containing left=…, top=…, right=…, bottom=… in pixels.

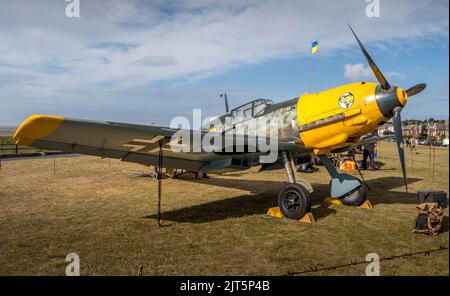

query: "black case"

left=417, top=190, right=447, bottom=208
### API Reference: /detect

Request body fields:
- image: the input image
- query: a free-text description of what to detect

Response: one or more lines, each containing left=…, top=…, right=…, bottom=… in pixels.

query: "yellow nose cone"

left=397, top=87, right=408, bottom=106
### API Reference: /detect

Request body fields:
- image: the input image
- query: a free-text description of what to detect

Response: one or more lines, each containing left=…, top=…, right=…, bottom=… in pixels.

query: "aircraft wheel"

left=341, top=180, right=367, bottom=206
left=278, top=183, right=311, bottom=219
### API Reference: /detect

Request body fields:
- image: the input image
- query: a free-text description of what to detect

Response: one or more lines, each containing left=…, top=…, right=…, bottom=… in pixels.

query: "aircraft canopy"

left=230, top=99, right=274, bottom=121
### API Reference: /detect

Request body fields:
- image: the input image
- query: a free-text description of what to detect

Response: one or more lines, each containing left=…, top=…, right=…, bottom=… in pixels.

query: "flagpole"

left=308, top=41, right=312, bottom=93
left=308, top=52, right=312, bottom=93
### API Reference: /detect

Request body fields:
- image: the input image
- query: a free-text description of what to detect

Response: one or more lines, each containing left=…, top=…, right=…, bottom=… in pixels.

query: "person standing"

left=362, top=142, right=376, bottom=170
left=411, top=138, right=417, bottom=152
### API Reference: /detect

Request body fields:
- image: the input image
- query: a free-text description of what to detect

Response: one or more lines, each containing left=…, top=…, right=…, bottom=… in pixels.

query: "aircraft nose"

left=375, top=86, right=405, bottom=119
left=396, top=87, right=408, bottom=106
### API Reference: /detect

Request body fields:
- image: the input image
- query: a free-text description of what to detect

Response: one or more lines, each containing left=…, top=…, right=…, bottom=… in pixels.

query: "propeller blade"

left=406, top=83, right=427, bottom=97
left=348, top=24, right=391, bottom=90
left=392, top=110, right=408, bottom=192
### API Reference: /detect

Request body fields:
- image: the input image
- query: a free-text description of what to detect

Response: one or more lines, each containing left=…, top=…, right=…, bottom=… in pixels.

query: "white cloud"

left=344, top=63, right=374, bottom=81
left=385, top=71, right=405, bottom=80
left=0, top=0, right=448, bottom=122
left=344, top=63, right=405, bottom=81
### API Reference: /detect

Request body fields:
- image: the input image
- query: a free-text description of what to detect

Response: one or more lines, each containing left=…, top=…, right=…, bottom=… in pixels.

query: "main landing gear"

left=277, top=152, right=313, bottom=219
left=318, top=154, right=367, bottom=206
left=277, top=152, right=368, bottom=219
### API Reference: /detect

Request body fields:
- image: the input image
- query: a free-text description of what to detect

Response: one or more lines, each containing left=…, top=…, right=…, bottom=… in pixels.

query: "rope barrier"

left=286, top=245, right=449, bottom=275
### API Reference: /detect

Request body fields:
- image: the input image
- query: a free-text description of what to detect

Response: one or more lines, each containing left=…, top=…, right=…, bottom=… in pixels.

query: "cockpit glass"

left=253, top=103, right=267, bottom=116
left=230, top=99, right=274, bottom=121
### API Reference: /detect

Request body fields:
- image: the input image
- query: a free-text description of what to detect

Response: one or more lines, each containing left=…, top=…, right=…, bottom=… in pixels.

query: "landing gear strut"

left=318, top=154, right=367, bottom=206
left=278, top=152, right=312, bottom=219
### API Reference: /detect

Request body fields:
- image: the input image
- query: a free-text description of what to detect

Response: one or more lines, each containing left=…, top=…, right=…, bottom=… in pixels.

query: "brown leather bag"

left=414, top=203, right=444, bottom=235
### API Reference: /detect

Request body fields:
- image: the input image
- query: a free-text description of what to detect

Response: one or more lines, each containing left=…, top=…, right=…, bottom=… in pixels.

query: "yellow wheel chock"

left=324, top=197, right=373, bottom=209
left=266, top=207, right=315, bottom=224
left=323, top=197, right=343, bottom=205
left=359, top=200, right=373, bottom=209
left=298, top=212, right=315, bottom=224
left=266, top=207, right=284, bottom=218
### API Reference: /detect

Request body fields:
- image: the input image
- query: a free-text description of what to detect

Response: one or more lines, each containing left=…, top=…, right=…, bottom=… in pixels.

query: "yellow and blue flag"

left=311, top=40, right=319, bottom=54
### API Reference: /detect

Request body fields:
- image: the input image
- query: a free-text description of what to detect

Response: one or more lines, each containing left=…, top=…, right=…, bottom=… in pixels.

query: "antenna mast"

left=220, top=93, right=230, bottom=113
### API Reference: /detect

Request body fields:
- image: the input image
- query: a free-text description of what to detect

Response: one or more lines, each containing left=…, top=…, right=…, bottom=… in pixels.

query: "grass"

left=0, top=142, right=448, bottom=275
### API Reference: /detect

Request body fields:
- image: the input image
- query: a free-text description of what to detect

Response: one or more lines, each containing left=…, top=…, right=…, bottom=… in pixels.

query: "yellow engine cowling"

left=297, top=82, right=387, bottom=155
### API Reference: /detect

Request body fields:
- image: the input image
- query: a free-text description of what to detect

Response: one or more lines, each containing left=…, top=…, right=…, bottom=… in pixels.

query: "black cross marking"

left=123, top=135, right=169, bottom=153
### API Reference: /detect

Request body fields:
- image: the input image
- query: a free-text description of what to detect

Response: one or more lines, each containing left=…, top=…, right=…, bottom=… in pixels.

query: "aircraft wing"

left=13, top=115, right=307, bottom=172
left=355, top=134, right=395, bottom=146
left=331, top=134, right=395, bottom=153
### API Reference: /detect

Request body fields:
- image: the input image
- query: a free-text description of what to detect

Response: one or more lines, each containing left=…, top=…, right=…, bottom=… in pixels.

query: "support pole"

left=432, top=145, right=436, bottom=179
left=428, top=143, right=432, bottom=177
left=428, top=125, right=432, bottom=178
left=352, top=153, right=371, bottom=191
left=157, top=140, right=163, bottom=227
left=0, top=138, right=3, bottom=172
left=0, top=138, right=3, bottom=173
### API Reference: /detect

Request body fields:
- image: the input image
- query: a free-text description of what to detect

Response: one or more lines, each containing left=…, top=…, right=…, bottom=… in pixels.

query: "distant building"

left=402, top=124, right=421, bottom=138
left=428, top=122, right=449, bottom=140
left=377, top=119, right=448, bottom=141
left=377, top=123, right=394, bottom=136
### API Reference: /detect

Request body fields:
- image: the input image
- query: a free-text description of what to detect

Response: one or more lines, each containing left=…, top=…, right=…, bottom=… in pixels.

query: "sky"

left=0, top=0, right=448, bottom=126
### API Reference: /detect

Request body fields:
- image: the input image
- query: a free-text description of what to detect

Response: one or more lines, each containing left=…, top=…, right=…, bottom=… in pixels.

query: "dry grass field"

left=0, top=142, right=448, bottom=275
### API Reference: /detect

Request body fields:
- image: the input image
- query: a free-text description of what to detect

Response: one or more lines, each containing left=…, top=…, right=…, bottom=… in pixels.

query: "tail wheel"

left=341, top=180, right=368, bottom=206
left=278, top=183, right=311, bottom=219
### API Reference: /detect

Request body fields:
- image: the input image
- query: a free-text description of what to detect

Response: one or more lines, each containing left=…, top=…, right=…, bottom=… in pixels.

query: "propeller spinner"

left=348, top=25, right=426, bottom=191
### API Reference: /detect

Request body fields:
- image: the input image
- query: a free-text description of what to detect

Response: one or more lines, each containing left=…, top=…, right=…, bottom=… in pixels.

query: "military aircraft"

left=13, top=26, right=426, bottom=220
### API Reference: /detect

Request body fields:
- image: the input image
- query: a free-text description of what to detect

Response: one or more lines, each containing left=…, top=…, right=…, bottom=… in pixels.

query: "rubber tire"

left=278, top=183, right=311, bottom=219
left=341, top=180, right=368, bottom=206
